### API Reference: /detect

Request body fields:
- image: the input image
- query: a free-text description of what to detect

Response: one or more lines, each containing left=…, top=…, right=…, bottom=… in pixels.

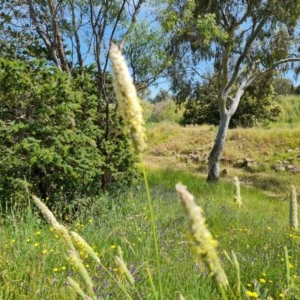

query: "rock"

left=245, top=157, right=254, bottom=162
left=220, top=169, right=228, bottom=176
left=274, top=165, right=286, bottom=171
left=246, top=161, right=258, bottom=171
left=234, top=159, right=245, bottom=168
left=220, top=157, right=233, bottom=164
left=189, top=153, right=200, bottom=163
left=291, top=167, right=300, bottom=173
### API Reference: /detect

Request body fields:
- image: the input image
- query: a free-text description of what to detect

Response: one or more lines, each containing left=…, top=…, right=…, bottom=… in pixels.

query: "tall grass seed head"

left=176, top=183, right=228, bottom=288
left=109, top=43, right=147, bottom=155
left=70, top=231, right=100, bottom=264
left=67, top=250, right=95, bottom=298
left=233, top=176, right=242, bottom=207
left=115, top=255, right=135, bottom=285
left=31, top=195, right=60, bottom=228
left=289, top=185, right=298, bottom=230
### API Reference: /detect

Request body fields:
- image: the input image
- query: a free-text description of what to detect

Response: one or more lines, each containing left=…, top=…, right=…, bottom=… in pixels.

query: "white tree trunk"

left=207, top=112, right=231, bottom=182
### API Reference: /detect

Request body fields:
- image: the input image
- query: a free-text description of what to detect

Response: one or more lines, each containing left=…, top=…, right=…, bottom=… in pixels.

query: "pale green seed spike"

left=233, top=176, right=242, bottom=208
left=176, top=183, right=228, bottom=289
left=289, top=185, right=298, bottom=230
left=109, top=43, right=147, bottom=155
left=70, top=231, right=100, bottom=264
left=31, top=195, right=76, bottom=252
left=67, top=250, right=96, bottom=299
left=115, top=255, right=135, bottom=285
left=31, top=195, right=60, bottom=227
left=67, top=277, right=93, bottom=300
left=54, top=224, right=76, bottom=252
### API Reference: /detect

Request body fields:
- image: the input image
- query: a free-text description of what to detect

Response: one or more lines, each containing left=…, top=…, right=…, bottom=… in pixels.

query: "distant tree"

left=182, top=72, right=282, bottom=127
left=162, top=0, right=300, bottom=181
left=273, top=78, right=294, bottom=95
left=295, top=84, right=300, bottom=95
left=151, top=89, right=172, bottom=103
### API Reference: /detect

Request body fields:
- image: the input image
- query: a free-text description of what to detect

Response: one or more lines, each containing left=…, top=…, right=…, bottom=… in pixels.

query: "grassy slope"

left=1, top=118, right=300, bottom=299
left=1, top=168, right=298, bottom=299
left=146, top=121, right=300, bottom=195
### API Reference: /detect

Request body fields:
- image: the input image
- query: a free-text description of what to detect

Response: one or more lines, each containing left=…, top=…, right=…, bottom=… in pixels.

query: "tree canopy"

left=161, top=0, right=300, bottom=181
left=182, top=73, right=282, bottom=128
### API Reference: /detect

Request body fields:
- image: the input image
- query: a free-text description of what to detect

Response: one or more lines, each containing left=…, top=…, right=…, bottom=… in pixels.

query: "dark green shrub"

left=181, top=74, right=282, bottom=128
left=0, top=58, right=138, bottom=211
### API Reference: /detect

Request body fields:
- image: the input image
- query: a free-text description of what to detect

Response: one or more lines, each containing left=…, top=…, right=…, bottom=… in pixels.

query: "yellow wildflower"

left=246, top=290, right=259, bottom=298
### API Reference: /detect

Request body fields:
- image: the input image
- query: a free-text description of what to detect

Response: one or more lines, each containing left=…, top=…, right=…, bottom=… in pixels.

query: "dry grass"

left=145, top=122, right=300, bottom=195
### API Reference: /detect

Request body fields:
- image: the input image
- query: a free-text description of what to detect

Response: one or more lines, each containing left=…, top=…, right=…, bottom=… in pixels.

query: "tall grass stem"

left=142, top=163, right=163, bottom=300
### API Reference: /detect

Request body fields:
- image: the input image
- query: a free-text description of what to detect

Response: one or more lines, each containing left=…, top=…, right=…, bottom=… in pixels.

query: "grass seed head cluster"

left=233, top=176, right=242, bottom=208
left=289, top=185, right=298, bottom=230
left=109, top=43, right=147, bottom=155
left=176, top=183, right=228, bottom=289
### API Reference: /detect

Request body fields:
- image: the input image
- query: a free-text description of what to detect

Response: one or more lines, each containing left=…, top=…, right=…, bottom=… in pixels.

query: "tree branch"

left=119, top=0, right=144, bottom=50
left=246, top=57, right=300, bottom=88
left=28, top=0, right=61, bottom=70
left=47, top=0, right=71, bottom=75
left=224, top=17, right=267, bottom=96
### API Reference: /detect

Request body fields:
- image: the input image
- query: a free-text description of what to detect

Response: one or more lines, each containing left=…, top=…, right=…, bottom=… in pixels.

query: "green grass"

left=1, top=168, right=299, bottom=299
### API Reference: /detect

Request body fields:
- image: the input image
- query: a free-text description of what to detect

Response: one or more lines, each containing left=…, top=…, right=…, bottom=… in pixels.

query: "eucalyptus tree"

left=162, top=0, right=300, bottom=181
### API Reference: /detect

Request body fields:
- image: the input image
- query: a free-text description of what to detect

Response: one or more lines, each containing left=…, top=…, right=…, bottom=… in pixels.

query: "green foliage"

left=273, top=78, right=294, bottom=95
left=124, top=19, right=170, bottom=89
left=1, top=169, right=300, bottom=299
left=274, top=95, right=300, bottom=127
left=181, top=74, right=282, bottom=128
left=0, top=58, right=137, bottom=210
left=161, top=0, right=300, bottom=129
left=148, top=100, right=183, bottom=123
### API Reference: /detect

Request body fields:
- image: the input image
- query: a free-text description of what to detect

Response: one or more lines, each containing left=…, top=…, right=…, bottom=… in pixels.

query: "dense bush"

left=181, top=74, right=282, bottom=128
left=0, top=58, right=138, bottom=210
left=148, top=99, right=183, bottom=123
left=273, top=78, right=294, bottom=95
